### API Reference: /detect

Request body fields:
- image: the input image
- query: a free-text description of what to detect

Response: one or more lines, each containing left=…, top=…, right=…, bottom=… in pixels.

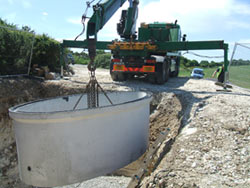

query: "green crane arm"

left=117, top=0, right=139, bottom=39
left=87, top=0, right=139, bottom=40
left=86, top=0, right=139, bottom=71
left=86, top=0, right=127, bottom=70
left=87, top=0, right=127, bottom=39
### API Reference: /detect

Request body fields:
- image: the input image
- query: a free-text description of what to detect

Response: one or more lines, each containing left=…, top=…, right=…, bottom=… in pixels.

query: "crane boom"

left=86, top=0, right=139, bottom=72
left=87, top=0, right=127, bottom=39
left=87, top=0, right=139, bottom=40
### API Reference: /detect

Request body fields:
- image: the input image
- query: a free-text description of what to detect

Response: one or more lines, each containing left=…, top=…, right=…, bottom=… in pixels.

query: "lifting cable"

left=75, top=0, right=102, bottom=40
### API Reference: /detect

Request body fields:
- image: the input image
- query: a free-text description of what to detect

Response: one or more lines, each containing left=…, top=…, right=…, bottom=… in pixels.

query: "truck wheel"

left=148, top=74, right=156, bottom=84
left=117, top=73, right=127, bottom=81
left=127, top=74, right=134, bottom=80
left=110, top=61, right=119, bottom=81
left=170, top=57, right=180, bottom=77
left=165, top=60, right=170, bottom=82
left=156, top=62, right=166, bottom=84
left=111, top=72, right=119, bottom=81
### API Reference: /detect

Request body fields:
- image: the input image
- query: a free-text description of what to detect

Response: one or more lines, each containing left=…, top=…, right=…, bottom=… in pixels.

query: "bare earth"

left=0, top=64, right=249, bottom=188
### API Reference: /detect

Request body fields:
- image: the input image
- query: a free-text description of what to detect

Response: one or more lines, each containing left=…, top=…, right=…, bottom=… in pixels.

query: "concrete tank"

left=9, top=91, right=151, bottom=187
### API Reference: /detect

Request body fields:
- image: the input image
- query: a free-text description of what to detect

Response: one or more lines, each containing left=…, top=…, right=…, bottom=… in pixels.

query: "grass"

left=179, top=65, right=250, bottom=89
left=229, top=65, right=250, bottom=89
left=179, top=66, right=215, bottom=78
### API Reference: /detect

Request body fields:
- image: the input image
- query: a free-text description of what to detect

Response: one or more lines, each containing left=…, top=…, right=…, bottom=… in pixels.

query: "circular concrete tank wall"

left=9, top=91, right=152, bottom=187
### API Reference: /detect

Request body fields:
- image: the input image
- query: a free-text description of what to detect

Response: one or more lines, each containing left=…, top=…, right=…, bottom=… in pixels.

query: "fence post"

left=60, top=44, right=64, bottom=78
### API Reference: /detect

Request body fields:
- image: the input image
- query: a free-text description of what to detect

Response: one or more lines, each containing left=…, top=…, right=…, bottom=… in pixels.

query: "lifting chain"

left=86, top=69, right=113, bottom=109
left=86, top=70, right=99, bottom=108
left=73, top=0, right=113, bottom=110
left=73, top=39, right=113, bottom=109
left=86, top=38, right=98, bottom=108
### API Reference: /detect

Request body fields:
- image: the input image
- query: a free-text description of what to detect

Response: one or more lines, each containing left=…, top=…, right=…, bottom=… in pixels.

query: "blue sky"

left=1, top=0, right=250, bottom=61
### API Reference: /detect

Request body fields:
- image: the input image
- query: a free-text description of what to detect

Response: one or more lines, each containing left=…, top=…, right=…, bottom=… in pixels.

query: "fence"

left=228, top=43, right=250, bottom=89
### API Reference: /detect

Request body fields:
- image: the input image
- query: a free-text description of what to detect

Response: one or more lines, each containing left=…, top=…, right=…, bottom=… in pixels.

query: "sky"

left=1, top=0, right=250, bottom=62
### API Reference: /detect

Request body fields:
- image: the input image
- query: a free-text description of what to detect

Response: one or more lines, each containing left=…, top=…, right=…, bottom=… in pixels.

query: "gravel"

left=56, top=176, right=131, bottom=188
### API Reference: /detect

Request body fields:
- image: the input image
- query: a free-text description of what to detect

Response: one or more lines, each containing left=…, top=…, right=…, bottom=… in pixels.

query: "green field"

left=228, top=65, right=250, bottom=89
left=179, top=66, right=215, bottom=78
left=179, top=65, right=250, bottom=89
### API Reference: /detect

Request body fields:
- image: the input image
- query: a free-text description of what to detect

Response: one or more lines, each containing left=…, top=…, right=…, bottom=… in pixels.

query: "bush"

left=72, top=52, right=89, bottom=65
left=32, top=34, right=60, bottom=72
left=72, top=50, right=111, bottom=69
left=95, top=53, right=111, bottom=69
left=0, top=18, right=61, bottom=75
left=0, top=26, right=34, bottom=74
left=200, top=60, right=209, bottom=68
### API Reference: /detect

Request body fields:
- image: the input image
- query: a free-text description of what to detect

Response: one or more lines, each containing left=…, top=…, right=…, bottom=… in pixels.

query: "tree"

left=32, top=34, right=60, bottom=72
left=210, top=61, right=217, bottom=67
left=190, top=60, right=199, bottom=67
left=180, top=56, right=190, bottom=67
left=200, top=60, right=209, bottom=68
left=0, top=18, right=61, bottom=75
left=22, top=26, right=34, bottom=34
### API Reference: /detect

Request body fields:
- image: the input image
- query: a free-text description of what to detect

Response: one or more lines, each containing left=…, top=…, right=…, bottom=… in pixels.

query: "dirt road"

left=0, top=64, right=249, bottom=188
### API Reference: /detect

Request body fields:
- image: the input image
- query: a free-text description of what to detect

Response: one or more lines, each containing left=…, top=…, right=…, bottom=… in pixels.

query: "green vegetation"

left=179, top=66, right=215, bottom=78
left=229, top=65, right=250, bottom=89
left=179, top=65, right=250, bottom=89
left=71, top=50, right=111, bottom=69
left=95, top=52, right=112, bottom=69
left=0, top=18, right=60, bottom=75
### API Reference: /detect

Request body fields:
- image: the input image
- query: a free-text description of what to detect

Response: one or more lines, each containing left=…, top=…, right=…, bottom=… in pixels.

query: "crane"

left=60, top=0, right=229, bottom=90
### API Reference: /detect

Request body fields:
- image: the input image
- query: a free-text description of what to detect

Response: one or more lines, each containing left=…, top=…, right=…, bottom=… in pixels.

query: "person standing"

left=212, top=64, right=224, bottom=83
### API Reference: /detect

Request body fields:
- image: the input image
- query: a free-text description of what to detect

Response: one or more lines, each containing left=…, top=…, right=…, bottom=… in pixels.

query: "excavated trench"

left=0, top=78, right=186, bottom=188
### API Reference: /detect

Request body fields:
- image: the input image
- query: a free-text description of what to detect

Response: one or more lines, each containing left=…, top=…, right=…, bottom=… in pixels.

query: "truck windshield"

left=194, top=70, right=203, bottom=74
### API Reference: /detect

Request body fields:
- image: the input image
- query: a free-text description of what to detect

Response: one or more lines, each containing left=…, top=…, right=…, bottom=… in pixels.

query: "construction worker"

left=212, top=64, right=224, bottom=83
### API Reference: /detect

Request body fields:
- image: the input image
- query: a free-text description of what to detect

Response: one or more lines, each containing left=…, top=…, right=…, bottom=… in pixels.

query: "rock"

left=45, top=72, right=56, bottom=80
left=191, top=162, right=196, bottom=168
left=168, top=172, right=176, bottom=177
left=4, top=148, right=9, bottom=154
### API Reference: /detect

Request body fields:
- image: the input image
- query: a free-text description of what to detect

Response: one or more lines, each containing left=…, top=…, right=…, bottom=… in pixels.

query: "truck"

left=61, top=0, right=229, bottom=85
left=109, top=21, right=182, bottom=84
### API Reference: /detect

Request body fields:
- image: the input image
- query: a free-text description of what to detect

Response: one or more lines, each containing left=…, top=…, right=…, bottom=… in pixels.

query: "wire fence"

left=0, top=25, right=35, bottom=77
left=182, top=46, right=250, bottom=89
left=228, top=43, right=250, bottom=89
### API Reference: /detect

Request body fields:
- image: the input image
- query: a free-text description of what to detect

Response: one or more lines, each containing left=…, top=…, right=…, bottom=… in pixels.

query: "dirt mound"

left=141, top=79, right=250, bottom=188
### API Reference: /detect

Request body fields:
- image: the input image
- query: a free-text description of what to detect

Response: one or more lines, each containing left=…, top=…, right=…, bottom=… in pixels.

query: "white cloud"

left=42, top=12, right=48, bottom=16
left=226, top=21, right=250, bottom=30
left=41, top=12, right=48, bottom=21
left=237, top=39, right=250, bottom=44
left=232, top=3, right=250, bottom=15
left=67, top=18, right=81, bottom=25
left=8, top=0, right=14, bottom=5
left=22, top=0, right=31, bottom=9
left=66, top=0, right=250, bottom=45
left=137, top=0, right=233, bottom=34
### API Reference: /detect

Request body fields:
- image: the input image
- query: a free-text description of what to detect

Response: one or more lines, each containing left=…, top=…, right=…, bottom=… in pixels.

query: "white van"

left=191, top=68, right=204, bottom=79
